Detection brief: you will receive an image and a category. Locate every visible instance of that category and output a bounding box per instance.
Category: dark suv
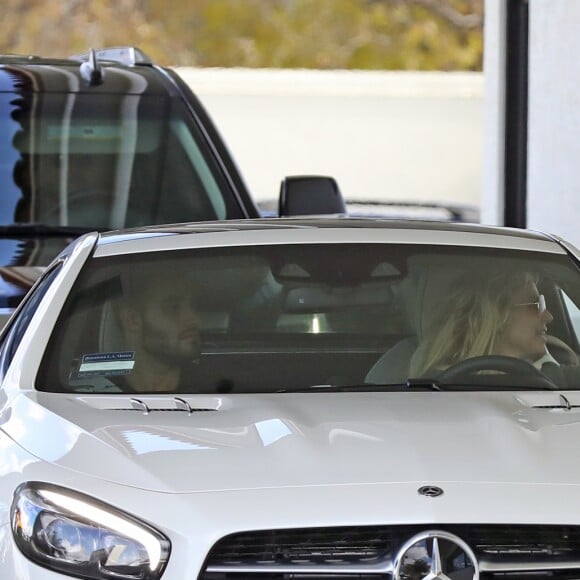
[0,47,343,324]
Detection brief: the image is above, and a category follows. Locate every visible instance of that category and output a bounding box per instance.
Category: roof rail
[70,46,153,66]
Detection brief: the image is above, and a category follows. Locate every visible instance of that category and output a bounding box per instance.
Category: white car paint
[4,391,580,494]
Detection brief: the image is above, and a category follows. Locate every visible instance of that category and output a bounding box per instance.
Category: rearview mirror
[278,175,346,216]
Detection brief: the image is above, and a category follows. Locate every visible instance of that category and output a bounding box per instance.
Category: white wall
[527,1,580,248]
[482,0,580,248]
[481,0,506,226]
[176,68,483,207]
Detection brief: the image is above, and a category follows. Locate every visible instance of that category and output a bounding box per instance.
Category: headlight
[11,482,170,580]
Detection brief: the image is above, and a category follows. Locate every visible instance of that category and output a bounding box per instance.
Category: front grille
[206,526,395,566]
[459,524,580,557]
[200,525,580,580]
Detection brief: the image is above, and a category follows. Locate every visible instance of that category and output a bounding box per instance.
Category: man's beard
[141,319,200,365]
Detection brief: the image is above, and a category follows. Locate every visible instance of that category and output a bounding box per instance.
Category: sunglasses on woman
[514,294,546,314]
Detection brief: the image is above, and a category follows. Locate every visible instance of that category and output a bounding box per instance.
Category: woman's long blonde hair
[410,268,537,377]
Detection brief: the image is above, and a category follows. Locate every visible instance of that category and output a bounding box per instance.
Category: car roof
[93,218,566,257]
[0,50,173,96]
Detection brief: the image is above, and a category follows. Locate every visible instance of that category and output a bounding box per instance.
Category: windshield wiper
[405,376,559,391]
[405,378,442,391]
[277,382,438,393]
[0,223,100,237]
[278,378,557,393]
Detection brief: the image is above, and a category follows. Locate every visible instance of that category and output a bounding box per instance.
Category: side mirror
[279,175,346,217]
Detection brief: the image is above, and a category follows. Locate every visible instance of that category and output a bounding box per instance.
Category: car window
[5,93,245,229]
[0,262,63,380]
[562,290,580,343]
[37,244,580,394]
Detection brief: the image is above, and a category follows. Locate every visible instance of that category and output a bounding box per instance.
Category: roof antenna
[80,48,104,86]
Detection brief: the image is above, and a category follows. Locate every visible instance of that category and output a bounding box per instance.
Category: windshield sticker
[74,352,135,378]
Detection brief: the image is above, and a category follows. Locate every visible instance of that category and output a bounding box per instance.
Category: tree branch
[371,0,483,30]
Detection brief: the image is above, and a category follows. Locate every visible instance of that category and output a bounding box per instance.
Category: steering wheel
[437,355,557,389]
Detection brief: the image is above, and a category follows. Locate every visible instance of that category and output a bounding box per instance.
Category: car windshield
[0,92,244,229]
[38,243,580,394]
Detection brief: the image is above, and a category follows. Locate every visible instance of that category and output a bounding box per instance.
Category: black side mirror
[279,175,346,217]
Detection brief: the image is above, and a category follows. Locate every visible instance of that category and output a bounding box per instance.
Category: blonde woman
[410,269,554,378]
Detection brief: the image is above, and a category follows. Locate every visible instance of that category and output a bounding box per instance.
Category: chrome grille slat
[480,557,580,572]
[207,563,392,574]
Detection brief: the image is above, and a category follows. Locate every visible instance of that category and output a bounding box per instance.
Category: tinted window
[1,93,244,229]
[38,245,580,394]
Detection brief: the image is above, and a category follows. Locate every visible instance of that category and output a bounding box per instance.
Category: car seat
[365,258,446,384]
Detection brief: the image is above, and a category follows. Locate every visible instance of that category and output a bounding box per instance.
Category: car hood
[6,390,580,493]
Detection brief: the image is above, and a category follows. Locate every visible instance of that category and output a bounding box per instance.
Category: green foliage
[0,0,483,70]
